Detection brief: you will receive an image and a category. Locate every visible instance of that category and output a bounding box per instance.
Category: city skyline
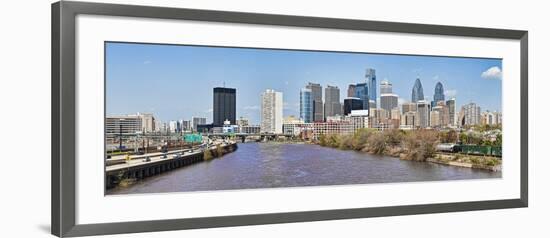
[106,42,502,124]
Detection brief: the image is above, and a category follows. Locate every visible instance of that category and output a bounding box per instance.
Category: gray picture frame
[52,1,528,237]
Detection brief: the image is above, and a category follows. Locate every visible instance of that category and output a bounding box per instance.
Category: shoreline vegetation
[316,128,501,171]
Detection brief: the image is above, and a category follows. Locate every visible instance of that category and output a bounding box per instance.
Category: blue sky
[106,42,502,124]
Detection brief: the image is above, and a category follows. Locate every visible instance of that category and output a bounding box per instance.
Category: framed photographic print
[52,1,528,237]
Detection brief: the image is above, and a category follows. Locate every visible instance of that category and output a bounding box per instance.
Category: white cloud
[205,108,213,113]
[444,89,457,98]
[481,66,502,80]
[143,60,152,65]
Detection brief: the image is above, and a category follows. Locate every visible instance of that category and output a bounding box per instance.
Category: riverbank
[316,129,501,172]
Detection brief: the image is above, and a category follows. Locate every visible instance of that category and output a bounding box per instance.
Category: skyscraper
[354,83,370,112]
[379,79,399,117]
[343,97,363,116]
[402,102,417,114]
[411,78,424,103]
[430,110,441,127]
[324,85,342,119]
[300,88,313,123]
[433,82,445,103]
[366,68,377,104]
[213,87,236,126]
[464,102,481,125]
[416,100,430,128]
[191,117,206,132]
[432,101,449,127]
[446,98,456,126]
[380,79,392,94]
[306,83,323,122]
[260,89,283,134]
[347,84,356,97]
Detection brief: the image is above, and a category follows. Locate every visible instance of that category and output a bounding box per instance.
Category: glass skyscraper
[366,68,377,104]
[306,82,323,122]
[411,77,425,103]
[354,83,370,112]
[324,85,342,118]
[213,87,236,126]
[300,88,313,123]
[343,97,363,116]
[433,82,445,103]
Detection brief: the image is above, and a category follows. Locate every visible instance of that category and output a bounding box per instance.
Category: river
[107,142,501,195]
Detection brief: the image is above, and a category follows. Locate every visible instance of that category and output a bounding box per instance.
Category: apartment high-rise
[260,89,283,134]
[324,85,342,119]
[411,77,425,103]
[446,98,456,126]
[306,82,323,122]
[300,88,313,123]
[213,87,236,126]
[464,102,481,125]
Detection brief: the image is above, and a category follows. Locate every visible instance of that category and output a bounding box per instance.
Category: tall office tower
[402,102,417,114]
[430,110,441,127]
[402,111,418,127]
[380,79,392,94]
[416,100,430,128]
[306,82,323,122]
[260,89,283,134]
[343,97,364,116]
[213,87,236,126]
[365,68,377,104]
[411,77,425,103]
[324,85,342,119]
[464,102,481,125]
[433,82,445,103]
[379,79,398,117]
[300,88,313,123]
[191,117,206,132]
[347,84,356,97]
[446,98,456,126]
[354,83,370,112]
[432,101,450,127]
